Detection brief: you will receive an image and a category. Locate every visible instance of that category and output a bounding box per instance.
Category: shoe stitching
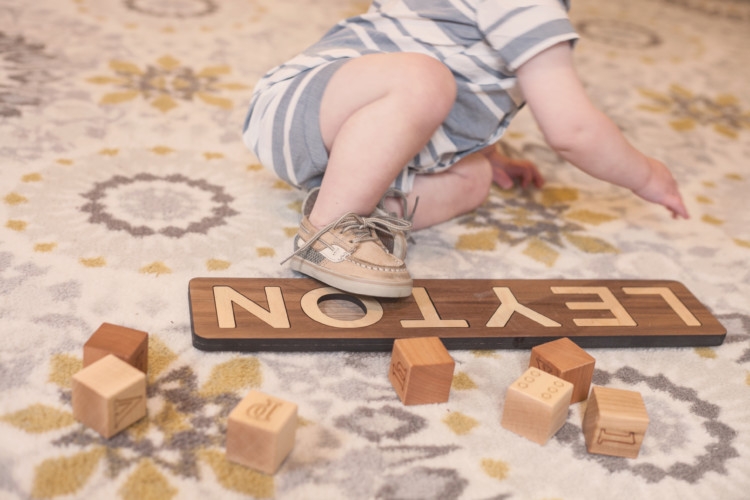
[281,212,412,267]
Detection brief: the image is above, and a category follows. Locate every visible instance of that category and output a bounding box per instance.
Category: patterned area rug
[1,0,749,498]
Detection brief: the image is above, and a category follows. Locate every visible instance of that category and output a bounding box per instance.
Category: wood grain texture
[188,278,726,352]
[72,354,147,438]
[226,390,297,474]
[582,386,649,458]
[83,322,148,373]
[529,337,595,403]
[388,337,455,405]
[500,367,573,445]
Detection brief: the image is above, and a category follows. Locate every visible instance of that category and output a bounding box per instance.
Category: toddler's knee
[396,54,456,119]
[468,164,493,209]
[456,155,493,211]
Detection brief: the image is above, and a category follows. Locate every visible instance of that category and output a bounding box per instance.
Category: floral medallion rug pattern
[1,1,749,499]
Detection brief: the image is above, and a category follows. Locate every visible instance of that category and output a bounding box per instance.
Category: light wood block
[188,278,726,352]
[388,336,455,405]
[84,322,148,373]
[72,354,147,438]
[583,386,649,458]
[501,367,573,445]
[226,390,297,474]
[529,337,595,403]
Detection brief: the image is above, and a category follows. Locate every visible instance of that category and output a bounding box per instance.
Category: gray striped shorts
[243,59,349,191]
[243,57,506,192]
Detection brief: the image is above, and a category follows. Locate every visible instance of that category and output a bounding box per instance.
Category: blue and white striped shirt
[245,0,578,190]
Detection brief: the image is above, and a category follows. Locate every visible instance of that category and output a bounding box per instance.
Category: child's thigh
[319,52,457,151]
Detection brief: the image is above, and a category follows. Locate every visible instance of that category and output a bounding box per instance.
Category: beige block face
[529,337,595,403]
[226,390,297,474]
[388,337,455,405]
[583,386,649,458]
[72,354,147,438]
[501,368,573,445]
[83,322,149,373]
[388,342,410,401]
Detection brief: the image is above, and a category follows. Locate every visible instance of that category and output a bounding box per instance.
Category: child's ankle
[381,197,405,218]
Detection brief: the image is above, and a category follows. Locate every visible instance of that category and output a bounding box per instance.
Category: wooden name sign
[188,278,726,352]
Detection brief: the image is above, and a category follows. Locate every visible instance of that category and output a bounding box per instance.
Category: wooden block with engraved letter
[501,367,573,445]
[529,337,595,403]
[226,390,298,474]
[84,322,148,373]
[582,386,649,458]
[72,354,147,438]
[388,336,455,405]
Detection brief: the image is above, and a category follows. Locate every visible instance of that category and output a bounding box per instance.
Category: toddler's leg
[286,53,456,297]
[310,52,457,229]
[381,145,545,230]
[381,151,493,230]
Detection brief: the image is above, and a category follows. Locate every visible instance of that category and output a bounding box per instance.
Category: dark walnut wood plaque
[188,278,726,352]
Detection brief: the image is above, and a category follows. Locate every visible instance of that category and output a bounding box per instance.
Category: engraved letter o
[300,287,383,328]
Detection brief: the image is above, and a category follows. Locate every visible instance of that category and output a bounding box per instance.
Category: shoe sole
[289,255,413,298]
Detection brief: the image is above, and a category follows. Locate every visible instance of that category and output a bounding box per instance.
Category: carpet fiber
[1,0,749,499]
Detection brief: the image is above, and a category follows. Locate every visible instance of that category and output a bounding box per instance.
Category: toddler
[243,0,689,298]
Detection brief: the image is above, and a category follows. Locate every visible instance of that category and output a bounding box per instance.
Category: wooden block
[582,386,649,458]
[529,337,595,403]
[501,367,573,445]
[72,354,147,438]
[226,390,297,474]
[188,278,726,352]
[84,322,148,373]
[388,337,455,405]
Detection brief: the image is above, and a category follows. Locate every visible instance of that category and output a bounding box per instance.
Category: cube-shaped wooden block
[226,390,297,474]
[501,367,573,445]
[72,354,147,438]
[84,322,148,373]
[388,337,455,405]
[529,337,595,403]
[583,386,649,458]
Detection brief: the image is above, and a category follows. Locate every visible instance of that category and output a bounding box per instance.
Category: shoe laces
[377,188,419,246]
[380,188,419,223]
[282,212,413,265]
